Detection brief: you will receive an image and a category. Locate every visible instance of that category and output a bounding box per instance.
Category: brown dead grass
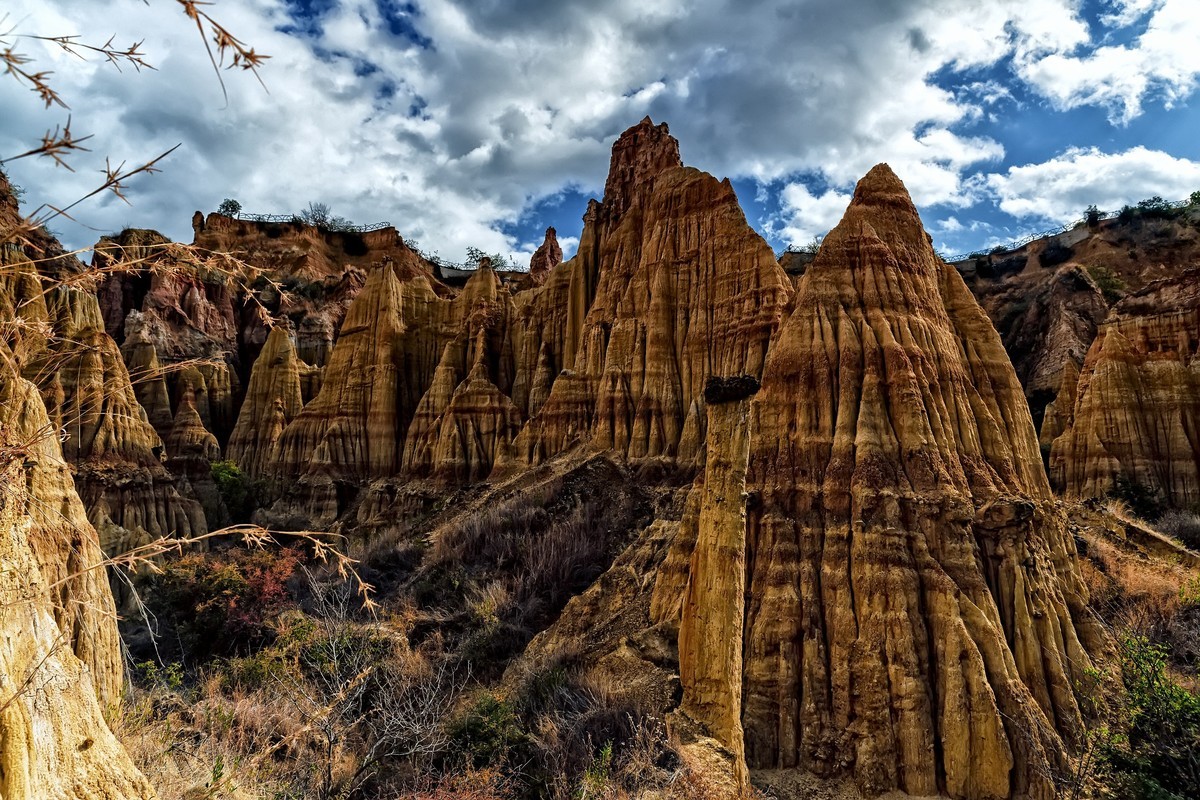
[1077,505,1200,681]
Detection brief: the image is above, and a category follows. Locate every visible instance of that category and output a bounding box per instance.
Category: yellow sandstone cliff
[1050,268,1200,508]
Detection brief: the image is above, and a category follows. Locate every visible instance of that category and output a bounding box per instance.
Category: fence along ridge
[942,197,1192,263]
[231,212,392,234]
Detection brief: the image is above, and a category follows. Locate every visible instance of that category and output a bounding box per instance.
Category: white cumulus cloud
[986,146,1200,221]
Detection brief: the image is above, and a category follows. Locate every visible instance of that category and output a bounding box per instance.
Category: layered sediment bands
[269,261,512,521]
[673,376,758,791]
[715,164,1100,799]
[23,284,205,545]
[1050,269,1200,507]
[506,118,792,467]
[227,325,311,481]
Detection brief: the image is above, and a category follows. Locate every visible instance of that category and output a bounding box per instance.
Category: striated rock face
[403,336,523,483]
[165,384,228,527]
[672,376,759,792]
[266,260,512,523]
[244,119,792,525]
[529,226,562,285]
[0,357,155,798]
[505,118,793,470]
[0,187,204,552]
[1050,269,1200,507]
[36,286,205,547]
[226,325,312,481]
[1039,361,1080,451]
[95,230,242,446]
[654,165,1101,799]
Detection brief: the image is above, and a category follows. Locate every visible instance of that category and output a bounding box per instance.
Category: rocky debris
[654,164,1103,798]
[1049,268,1200,508]
[529,226,562,285]
[673,376,758,792]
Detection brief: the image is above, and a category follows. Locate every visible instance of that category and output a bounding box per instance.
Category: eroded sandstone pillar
[675,374,759,793]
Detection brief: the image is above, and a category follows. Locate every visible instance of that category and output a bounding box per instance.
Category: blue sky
[3,0,1200,265]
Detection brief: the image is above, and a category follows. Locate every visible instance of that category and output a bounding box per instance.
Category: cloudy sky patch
[2,0,1198,263]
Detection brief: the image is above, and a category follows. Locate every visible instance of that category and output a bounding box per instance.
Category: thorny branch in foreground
[0,2,269,241]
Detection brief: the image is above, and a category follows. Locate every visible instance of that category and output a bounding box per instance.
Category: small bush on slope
[1100,635,1200,800]
[135,546,303,661]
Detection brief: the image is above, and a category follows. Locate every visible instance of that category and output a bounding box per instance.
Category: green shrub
[1087,264,1126,303]
[1101,635,1200,799]
[141,547,304,661]
[210,460,263,523]
[217,198,241,216]
[445,692,533,772]
[1136,196,1178,220]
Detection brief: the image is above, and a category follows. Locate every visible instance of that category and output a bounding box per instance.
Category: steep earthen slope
[1049,268,1200,508]
[961,206,1200,429]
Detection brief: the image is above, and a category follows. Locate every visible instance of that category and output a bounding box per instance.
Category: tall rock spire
[662,163,1103,799]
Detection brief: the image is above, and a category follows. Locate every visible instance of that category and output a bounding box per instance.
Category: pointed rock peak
[437,341,458,369]
[814,163,935,275]
[845,162,922,221]
[530,226,562,284]
[603,117,683,216]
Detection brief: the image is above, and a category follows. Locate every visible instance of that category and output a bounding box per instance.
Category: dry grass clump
[118,566,470,800]
[1079,505,1200,676]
